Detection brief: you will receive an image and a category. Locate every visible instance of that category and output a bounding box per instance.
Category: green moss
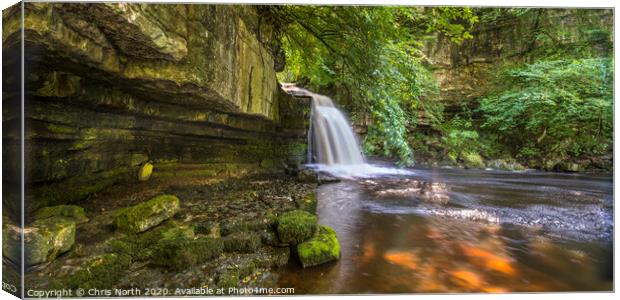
[46,123,78,135]
[192,221,220,237]
[297,225,340,268]
[223,231,261,253]
[297,192,317,214]
[276,210,318,245]
[216,270,239,290]
[21,217,76,266]
[130,153,149,166]
[64,253,132,289]
[114,194,180,233]
[108,222,183,261]
[151,233,224,270]
[33,166,132,209]
[259,159,280,169]
[34,205,88,224]
[462,151,485,169]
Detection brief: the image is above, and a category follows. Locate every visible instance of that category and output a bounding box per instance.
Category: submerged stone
[114,194,180,233]
[276,210,318,245]
[34,205,89,224]
[297,225,340,268]
[3,216,76,266]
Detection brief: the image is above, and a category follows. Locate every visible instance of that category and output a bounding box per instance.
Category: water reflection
[278,168,612,293]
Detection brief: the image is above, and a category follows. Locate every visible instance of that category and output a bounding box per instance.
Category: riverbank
[14,171,332,294]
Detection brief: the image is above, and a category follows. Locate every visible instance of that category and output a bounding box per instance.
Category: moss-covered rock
[64,253,132,289]
[296,169,318,183]
[488,159,526,171]
[297,225,340,268]
[216,270,239,289]
[114,194,180,233]
[34,205,89,224]
[276,210,317,245]
[3,216,76,266]
[223,231,261,253]
[193,221,220,238]
[296,192,317,214]
[462,151,485,169]
[151,226,224,270]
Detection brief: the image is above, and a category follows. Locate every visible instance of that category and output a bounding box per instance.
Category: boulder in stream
[297,225,341,268]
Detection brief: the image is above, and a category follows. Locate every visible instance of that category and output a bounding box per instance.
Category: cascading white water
[282,84,413,178]
[310,94,365,165]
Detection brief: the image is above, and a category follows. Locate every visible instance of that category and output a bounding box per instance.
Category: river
[278,166,613,293]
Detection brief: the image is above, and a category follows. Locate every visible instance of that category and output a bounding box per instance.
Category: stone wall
[2,3,309,212]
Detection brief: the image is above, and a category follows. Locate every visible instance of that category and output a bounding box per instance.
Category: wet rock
[253,246,290,268]
[34,204,89,224]
[295,192,317,214]
[220,217,274,236]
[151,227,224,270]
[317,172,340,184]
[296,169,318,183]
[488,159,526,171]
[297,225,340,268]
[223,231,261,253]
[3,216,76,266]
[557,161,584,172]
[193,221,220,238]
[114,194,180,233]
[276,210,318,245]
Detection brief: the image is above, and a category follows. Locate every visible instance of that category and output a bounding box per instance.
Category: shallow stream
[279,166,613,293]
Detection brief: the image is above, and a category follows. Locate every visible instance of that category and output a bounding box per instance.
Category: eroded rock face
[2,3,310,211]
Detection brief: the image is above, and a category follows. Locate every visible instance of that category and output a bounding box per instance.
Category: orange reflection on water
[383,250,419,271]
[461,244,517,276]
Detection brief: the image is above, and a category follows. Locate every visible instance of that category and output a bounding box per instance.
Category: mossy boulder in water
[276,210,318,245]
[34,205,89,224]
[297,225,340,268]
[3,216,76,266]
[114,194,180,233]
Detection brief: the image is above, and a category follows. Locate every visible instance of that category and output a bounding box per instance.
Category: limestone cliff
[424,8,613,115]
[2,3,309,213]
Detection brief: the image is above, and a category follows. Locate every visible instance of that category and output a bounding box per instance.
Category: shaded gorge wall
[424,8,613,118]
[2,3,309,214]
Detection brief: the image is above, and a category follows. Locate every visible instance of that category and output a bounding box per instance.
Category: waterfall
[282,84,413,178]
[310,94,365,165]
